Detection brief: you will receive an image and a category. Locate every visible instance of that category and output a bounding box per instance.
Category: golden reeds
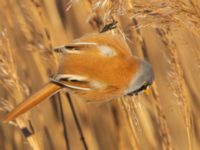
[1,0,200,149]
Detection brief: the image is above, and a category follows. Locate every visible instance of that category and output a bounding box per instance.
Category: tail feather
[2,82,62,123]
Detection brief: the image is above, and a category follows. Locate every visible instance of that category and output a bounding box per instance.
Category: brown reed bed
[1,0,200,149]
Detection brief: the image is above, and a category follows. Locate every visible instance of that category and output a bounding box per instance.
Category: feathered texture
[56,33,141,101]
[2,83,61,122]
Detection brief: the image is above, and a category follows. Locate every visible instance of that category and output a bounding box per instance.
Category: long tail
[3,82,62,123]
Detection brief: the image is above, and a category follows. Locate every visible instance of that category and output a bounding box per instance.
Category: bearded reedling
[2,32,154,123]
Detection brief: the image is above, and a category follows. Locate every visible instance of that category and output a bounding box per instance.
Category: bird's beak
[144,86,150,95]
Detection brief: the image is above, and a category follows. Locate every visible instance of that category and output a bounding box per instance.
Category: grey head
[125,59,154,96]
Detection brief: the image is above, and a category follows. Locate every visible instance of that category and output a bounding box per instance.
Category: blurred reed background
[0,0,200,149]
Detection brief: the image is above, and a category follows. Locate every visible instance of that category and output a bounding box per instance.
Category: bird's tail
[2,82,62,123]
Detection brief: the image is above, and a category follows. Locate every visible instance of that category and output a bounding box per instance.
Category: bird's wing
[54,42,97,54]
[52,74,106,92]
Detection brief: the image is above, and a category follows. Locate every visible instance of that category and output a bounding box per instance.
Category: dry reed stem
[120,97,140,149]
[157,27,192,150]
[91,0,200,37]
[190,40,200,70]
[123,96,158,149]
[0,0,59,149]
[126,15,173,149]
[29,0,57,76]
[151,85,173,150]
[0,26,42,149]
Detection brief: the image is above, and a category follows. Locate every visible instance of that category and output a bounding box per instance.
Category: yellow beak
[144,87,150,95]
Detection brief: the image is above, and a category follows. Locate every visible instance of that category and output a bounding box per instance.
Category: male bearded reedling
[2,32,154,123]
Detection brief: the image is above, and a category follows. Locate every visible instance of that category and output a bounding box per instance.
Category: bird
[2,32,154,123]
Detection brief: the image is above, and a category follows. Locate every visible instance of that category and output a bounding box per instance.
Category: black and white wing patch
[54,42,97,54]
[51,74,106,91]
